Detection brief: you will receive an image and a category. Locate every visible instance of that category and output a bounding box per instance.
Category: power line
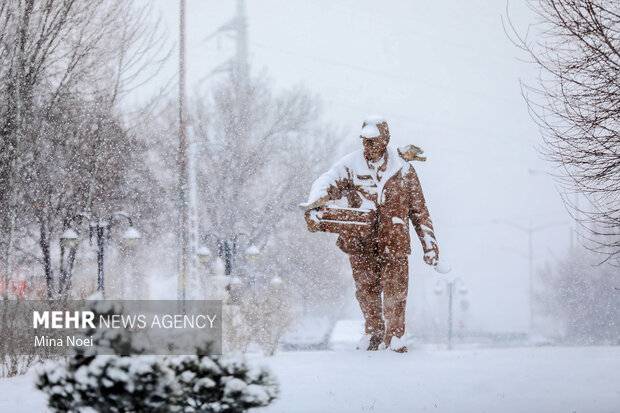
[298,0,515,59]
[250,40,523,107]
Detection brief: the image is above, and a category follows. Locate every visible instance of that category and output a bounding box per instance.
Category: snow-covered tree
[507,0,620,262]
[0,0,167,299]
[194,75,351,350]
[167,352,278,412]
[141,74,352,350]
[535,244,620,344]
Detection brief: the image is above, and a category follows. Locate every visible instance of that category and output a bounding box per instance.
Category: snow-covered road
[1,346,618,412]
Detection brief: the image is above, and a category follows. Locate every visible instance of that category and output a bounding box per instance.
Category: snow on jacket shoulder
[306,146,439,258]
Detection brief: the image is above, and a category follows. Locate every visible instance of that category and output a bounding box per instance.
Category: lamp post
[197,232,259,302]
[122,226,141,299]
[60,211,140,296]
[207,257,231,302]
[494,219,567,332]
[434,278,468,350]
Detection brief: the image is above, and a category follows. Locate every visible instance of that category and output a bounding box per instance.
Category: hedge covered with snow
[35,301,278,412]
[37,353,278,412]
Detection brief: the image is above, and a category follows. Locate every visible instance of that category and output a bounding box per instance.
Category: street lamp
[60,228,79,249]
[270,275,283,289]
[61,211,140,296]
[121,226,142,299]
[209,257,231,301]
[435,277,468,350]
[196,246,212,263]
[123,227,141,247]
[245,244,260,261]
[197,232,260,302]
[230,275,243,290]
[494,219,567,333]
[199,232,259,276]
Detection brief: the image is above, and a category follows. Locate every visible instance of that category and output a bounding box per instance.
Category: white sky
[139,0,575,333]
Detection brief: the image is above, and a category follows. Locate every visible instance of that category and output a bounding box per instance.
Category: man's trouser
[349,253,409,347]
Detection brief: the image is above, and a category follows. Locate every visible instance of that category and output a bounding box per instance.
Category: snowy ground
[1,346,618,412]
[254,346,620,413]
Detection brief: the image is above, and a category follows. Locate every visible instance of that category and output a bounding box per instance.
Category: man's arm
[299,161,349,211]
[299,195,331,212]
[407,166,439,266]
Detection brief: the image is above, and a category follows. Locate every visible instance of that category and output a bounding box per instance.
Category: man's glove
[304,209,322,232]
[299,195,330,212]
[424,248,452,273]
[423,248,439,267]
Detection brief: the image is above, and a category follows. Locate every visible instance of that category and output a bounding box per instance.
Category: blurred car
[327,319,365,351]
[280,316,333,351]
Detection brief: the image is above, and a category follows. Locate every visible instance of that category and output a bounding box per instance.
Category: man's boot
[387,335,408,353]
[368,333,382,351]
[356,333,383,351]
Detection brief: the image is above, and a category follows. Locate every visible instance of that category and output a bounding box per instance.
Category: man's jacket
[307,146,438,258]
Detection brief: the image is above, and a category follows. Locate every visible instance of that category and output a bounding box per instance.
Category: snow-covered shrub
[240,284,298,356]
[37,356,174,412]
[0,299,64,377]
[37,353,279,413]
[35,300,170,412]
[222,304,254,353]
[36,301,278,412]
[167,352,278,412]
[71,300,145,358]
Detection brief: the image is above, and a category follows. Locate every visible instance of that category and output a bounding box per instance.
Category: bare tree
[506,0,620,263]
[22,95,159,298]
[0,0,168,298]
[535,244,620,344]
[150,74,351,351]
[190,75,350,315]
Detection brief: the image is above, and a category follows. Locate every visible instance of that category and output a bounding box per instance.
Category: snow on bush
[36,353,277,412]
[37,356,174,412]
[166,353,278,412]
[35,301,278,412]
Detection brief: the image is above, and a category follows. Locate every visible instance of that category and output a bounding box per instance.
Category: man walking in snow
[300,116,439,353]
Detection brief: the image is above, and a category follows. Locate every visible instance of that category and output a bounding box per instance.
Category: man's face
[363,134,389,162]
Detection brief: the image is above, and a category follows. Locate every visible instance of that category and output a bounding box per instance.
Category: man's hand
[423,250,438,266]
[423,247,439,267]
[299,195,330,212]
[304,209,322,232]
[424,246,452,274]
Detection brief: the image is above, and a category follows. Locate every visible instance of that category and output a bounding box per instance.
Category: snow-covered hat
[360,115,389,139]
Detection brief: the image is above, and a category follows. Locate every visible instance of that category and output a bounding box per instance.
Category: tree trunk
[58,245,77,299]
[2,0,35,301]
[38,221,54,299]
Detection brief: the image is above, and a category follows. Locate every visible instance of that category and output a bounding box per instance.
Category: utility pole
[204,0,249,82]
[496,219,567,333]
[572,192,579,250]
[234,0,249,82]
[187,127,199,298]
[434,278,467,350]
[178,0,189,305]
